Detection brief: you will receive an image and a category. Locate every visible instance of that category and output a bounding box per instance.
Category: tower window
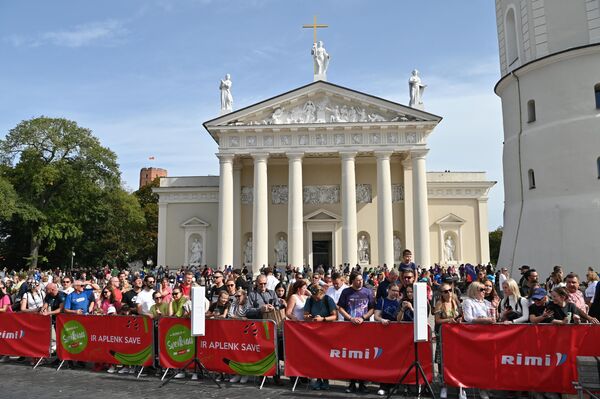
[505,8,519,66]
[595,84,600,109]
[528,169,536,189]
[527,100,536,123]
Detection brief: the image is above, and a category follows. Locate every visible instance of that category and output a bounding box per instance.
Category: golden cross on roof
[302,15,328,44]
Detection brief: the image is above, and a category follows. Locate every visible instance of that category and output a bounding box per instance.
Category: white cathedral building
[495,0,600,277]
[155,45,495,274]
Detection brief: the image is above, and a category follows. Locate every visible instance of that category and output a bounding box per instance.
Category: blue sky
[0,0,505,229]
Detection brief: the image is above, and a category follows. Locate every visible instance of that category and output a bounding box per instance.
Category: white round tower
[495,0,600,277]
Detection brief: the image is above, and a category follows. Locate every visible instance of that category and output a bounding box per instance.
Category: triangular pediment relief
[180,217,210,228]
[304,208,342,222]
[204,81,441,129]
[434,213,466,225]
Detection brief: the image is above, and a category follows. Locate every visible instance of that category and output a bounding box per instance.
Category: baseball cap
[531,288,547,300]
[107,305,117,315]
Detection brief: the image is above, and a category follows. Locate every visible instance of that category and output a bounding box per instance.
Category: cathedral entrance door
[312,232,332,273]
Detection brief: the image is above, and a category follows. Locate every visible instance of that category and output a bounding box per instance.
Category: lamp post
[70,250,75,272]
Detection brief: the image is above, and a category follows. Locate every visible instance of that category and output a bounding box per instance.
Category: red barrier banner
[284,321,433,384]
[196,319,277,376]
[157,317,195,370]
[442,324,600,393]
[56,314,153,366]
[0,313,51,358]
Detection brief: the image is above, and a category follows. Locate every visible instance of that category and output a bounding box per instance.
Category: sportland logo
[500,352,568,367]
[329,347,383,360]
[0,330,25,340]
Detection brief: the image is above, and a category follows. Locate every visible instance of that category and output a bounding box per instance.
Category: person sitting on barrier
[548,286,599,324]
[337,271,374,394]
[20,279,45,313]
[206,291,230,318]
[499,279,529,323]
[228,288,250,319]
[434,283,461,399]
[286,280,308,321]
[64,280,95,315]
[460,281,493,399]
[304,283,337,391]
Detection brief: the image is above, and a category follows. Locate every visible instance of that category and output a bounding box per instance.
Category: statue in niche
[393,236,402,262]
[311,40,330,77]
[358,235,370,263]
[220,74,233,113]
[444,235,456,262]
[274,236,288,264]
[189,238,203,264]
[408,69,427,108]
[244,237,253,265]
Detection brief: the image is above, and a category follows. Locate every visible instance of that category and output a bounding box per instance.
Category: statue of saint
[311,41,330,78]
[189,238,203,264]
[220,74,233,113]
[408,69,426,108]
[274,237,288,264]
[445,236,455,262]
[358,235,369,263]
[244,237,253,265]
[393,236,402,262]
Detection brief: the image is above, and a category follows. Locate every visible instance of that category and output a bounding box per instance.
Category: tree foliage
[132,177,160,266]
[0,117,146,268]
[489,226,503,266]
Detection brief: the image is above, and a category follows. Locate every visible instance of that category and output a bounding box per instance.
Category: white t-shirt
[585,281,598,300]
[326,284,348,320]
[22,291,45,311]
[135,289,155,315]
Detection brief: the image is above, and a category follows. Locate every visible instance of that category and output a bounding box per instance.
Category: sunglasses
[479,288,486,292]
[441,289,451,294]
[226,284,235,287]
[154,296,162,300]
[173,292,181,295]
[62,280,71,284]
[214,275,223,279]
[102,291,110,294]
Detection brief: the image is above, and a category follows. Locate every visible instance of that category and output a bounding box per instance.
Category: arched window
[505,8,519,66]
[528,169,536,189]
[527,100,536,123]
[595,84,600,109]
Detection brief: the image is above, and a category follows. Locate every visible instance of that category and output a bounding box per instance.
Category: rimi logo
[500,352,567,367]
[329,347,383,360]
[0,330,25,340]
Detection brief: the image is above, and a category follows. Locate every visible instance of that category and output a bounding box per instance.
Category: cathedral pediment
[204,81,441,133]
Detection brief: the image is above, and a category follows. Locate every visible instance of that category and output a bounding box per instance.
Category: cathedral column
[412,150,431,268]
[376,151,394,267]
[341,151,358,266]
[402,157,414,253]
[217,154,234,270]
[287,152,304,268]
[252,153,269,275]
[232,163,242,267]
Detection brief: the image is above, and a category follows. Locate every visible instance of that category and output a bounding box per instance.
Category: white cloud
[5,19,127,48]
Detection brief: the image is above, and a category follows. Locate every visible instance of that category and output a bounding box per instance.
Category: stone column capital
[339,151,358,160]
[374,150,393,160]
[251,153,270,162]
[216,153,235,163]
[286,152,304,161]
[410,149,430,160]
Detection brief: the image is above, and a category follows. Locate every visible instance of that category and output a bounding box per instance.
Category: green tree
[489,226,503,266]
[0,117,120,268]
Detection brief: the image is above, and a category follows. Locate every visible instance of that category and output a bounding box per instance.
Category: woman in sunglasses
[99,287,121,315]
[433,283,461,398]
[20,280,45,313]
[228,288,249,319]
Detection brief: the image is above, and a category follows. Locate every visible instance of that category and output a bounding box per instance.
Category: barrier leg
[292,377,299,392]
[259,376,266,390]
[161,368,169,381]
[56,360,64,371]
[137,367,144,379]
[32,358,44,369]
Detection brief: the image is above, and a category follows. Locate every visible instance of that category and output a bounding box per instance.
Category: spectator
[397,285,415,322]
[565,273,588,314]
[98,287,121,315]
[517,265,530,290]
[149,291,169,319]
[585,271,599,306]
[228,288,250,319]
[20,280,44,313]
[64,280,95,315]
[273,282,287,309]
[547,287,599,324]
[118,272,131,293]
[399,268,416,298]
[135,275,156,317]
[520,268,539,297]
[122,277,143,313]
[375,268,399,301]
[107,276,122,302]
[337,272,374,394]
[265,267,280,291]
[310,271,326,287]
[246,275,277,320]
[545,265,564,292]
[499,279,529,323]
[483,280,500,310]
[169,288,191,318]
[224,278,237,303]
[434,283,461,399]
[285,280,308,321]
[159,277,173,303]
[304,284,337,391]
[207,291,230,318]
[398,249,416,272]
[179,271,196,299]
[325,272,348,321]
[208,271,226,303]
[0,281,12,313]
[528,288,553,324]
[374,283,400,325]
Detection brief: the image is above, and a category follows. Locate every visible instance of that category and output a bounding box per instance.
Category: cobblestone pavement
[0,361,434,399]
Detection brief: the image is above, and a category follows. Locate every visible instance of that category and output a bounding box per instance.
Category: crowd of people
[0,249,599,398]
